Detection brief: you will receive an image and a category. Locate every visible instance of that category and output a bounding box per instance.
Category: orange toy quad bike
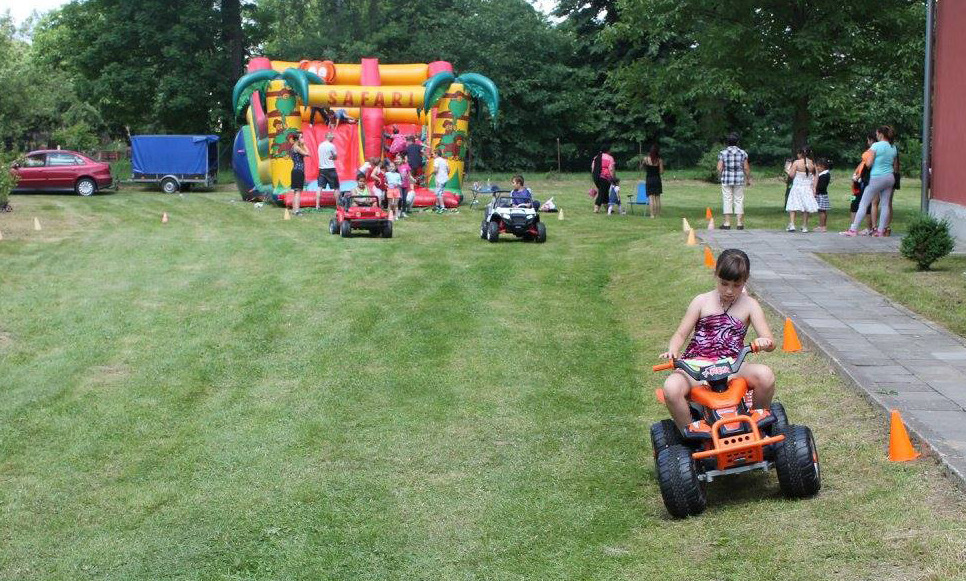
[651,344,820,518]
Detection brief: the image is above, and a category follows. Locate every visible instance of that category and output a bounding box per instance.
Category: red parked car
[11,150,116,196]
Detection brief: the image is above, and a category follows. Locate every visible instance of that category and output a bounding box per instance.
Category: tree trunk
[222,0,244,82]
[791,94,810,154]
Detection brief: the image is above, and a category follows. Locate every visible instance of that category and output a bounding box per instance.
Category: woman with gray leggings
[842,126,898,237]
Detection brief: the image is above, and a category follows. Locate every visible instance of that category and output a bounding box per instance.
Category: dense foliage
[3,0,927,172]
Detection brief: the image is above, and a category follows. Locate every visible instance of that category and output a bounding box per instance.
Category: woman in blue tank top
[842,126,898,237]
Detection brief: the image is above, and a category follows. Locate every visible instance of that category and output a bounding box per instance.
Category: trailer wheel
[161,178,180,194]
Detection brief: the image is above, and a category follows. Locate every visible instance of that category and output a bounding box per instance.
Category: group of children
[783,147,832,232]
[349,156,414,219]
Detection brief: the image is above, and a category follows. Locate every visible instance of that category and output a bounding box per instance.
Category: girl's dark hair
[512,174,525,185]
[611,176,620,185]
[877,125,895,143]
[600,143,611,153]
[287,132,299,141]
[866,132,877,143]
[798,146,814,175]
[649,143,660,161]
[715,249,751,282]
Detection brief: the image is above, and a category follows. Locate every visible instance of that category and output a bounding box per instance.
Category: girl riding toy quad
[651,344,821,518]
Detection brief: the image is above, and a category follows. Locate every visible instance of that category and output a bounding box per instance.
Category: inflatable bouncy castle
[231,57,499,208]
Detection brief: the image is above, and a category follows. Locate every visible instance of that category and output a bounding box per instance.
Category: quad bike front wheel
[382,221,393,238]
[774,424,821,498]
[480,220,487,239]
[487,220,500,243]
[656,444,707,518]
[340,220,352,238]
[535,221,547,243]
[329,219,338,235]
[650,419,683,458]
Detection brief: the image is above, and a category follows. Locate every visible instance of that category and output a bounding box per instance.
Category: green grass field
[2,174,966,580]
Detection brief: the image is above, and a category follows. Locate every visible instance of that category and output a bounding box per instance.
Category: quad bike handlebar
[652,343,761,378]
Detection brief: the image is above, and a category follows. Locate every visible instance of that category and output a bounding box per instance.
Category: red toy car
[11,150,116,196]
[328,194,393,238]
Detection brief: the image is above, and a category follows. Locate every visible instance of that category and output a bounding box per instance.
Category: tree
[607,0,925,157]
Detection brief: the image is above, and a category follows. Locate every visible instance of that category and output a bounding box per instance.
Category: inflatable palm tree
[422,72,499,195]
[232,69,325,192]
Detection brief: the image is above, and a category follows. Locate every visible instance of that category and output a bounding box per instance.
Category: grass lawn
[820,253,966,339]
[2,173,965,580]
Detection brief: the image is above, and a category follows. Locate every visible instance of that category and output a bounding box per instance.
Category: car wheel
[340,220,352,238]
[487,220,500,243]
[329,219,338,235]
[382,221,393,238]
[161,178,180,194]
[535,221,547,243]
[480,220,488,240]
[75,178,97,197]
[656,444,706,518]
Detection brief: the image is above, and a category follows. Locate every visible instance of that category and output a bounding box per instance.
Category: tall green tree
[607,0,925,159]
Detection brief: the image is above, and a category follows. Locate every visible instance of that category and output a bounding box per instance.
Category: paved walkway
[701,229,966,486]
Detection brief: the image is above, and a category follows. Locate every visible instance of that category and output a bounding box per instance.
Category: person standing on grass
[288,132,309,216]
[317,131,339,203]
[641,143,664,218]
[716,133,751,229]
[432,148,450,213]
[842,126,898,237]
[784,146,818,232]
[812,158,832,232]
[591,144,615,213]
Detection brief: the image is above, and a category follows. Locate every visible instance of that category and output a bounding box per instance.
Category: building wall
[931,0,966,216]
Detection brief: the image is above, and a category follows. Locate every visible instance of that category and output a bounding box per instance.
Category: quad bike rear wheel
[774,424,821,498]
[768,402,789,435]
[656,444,707,518]
[480,220,487,239]
[650,419,683,457]
[382,221,393,238]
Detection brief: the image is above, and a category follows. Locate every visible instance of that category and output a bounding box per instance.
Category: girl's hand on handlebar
[659,351,678,360]
[752,338,774,352]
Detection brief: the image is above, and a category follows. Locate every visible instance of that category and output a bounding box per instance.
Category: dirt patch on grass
[0,330,12,349]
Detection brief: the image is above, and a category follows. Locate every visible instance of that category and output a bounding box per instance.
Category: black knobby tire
[650,419,683,457]
[480,220,488,239]
[160,177,179,194]
[369,227,380,237]
[774,425,821,498]
[329,219,338,235]
[382,221,393,238]
[655,444,706,518]
[487,220,500,243]
[535,221,547,243]
[340,220,352,238]
[75,178,97,197]
[769,402,789,435]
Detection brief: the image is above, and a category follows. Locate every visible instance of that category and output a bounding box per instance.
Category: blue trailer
[130,135,219,193]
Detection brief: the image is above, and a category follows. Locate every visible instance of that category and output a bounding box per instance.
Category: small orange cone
[34,217,42,231]
[686,228,697,246]
[889,410,921,462]
[707,217,715,230]
[284,208,292,220]
[706,207,713,220]
[682,217,691,232]
[703,246,715,268]
[782,318,802,352]
[161,212,169,223]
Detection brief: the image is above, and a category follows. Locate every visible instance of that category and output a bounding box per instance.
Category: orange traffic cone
[782,318,802,352]
[703,246,715,268]
[706,207,713,220]
[888,410,921,462]
[161,212,169,224]
[284,208,292,220]
[34,217,42,231]
[707,217,715,230]
[686,228,697,246]
[682,217,691,232]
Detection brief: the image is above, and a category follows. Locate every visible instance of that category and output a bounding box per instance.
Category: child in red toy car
[349,175,376,207]
[659,248,776,431]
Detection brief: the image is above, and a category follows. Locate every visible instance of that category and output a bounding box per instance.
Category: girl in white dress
[784,147,819,232]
